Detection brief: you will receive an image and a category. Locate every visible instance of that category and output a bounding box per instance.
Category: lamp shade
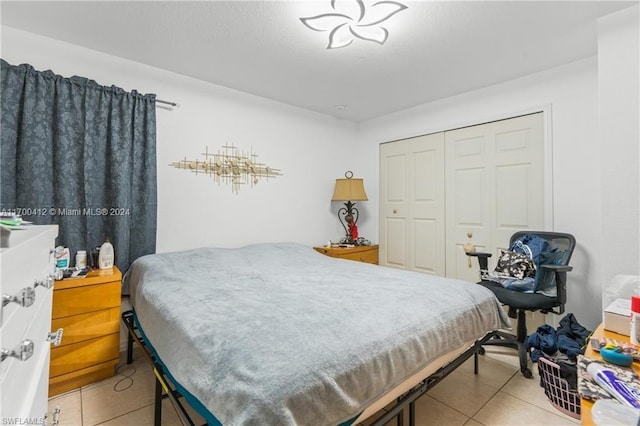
[331,178,368,201]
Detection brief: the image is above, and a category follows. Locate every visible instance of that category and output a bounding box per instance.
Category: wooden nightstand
[49,267,122,397]
[314,244,379,265]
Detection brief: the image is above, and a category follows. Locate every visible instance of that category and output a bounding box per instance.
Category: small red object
[349,222,358,240]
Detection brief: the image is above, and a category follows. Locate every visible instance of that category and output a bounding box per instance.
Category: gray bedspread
[125,243,510,426]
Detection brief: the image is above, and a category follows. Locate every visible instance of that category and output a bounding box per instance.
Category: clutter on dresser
[604,298,632,336]
[577,355,640,407]
[57,267,89,280]
[54,246,71,270]
[590,336,640,362]
[0,213,30,228]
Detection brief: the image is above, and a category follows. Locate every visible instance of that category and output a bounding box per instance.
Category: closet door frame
[378,104,554,277]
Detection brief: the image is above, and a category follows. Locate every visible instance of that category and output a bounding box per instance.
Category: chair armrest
[466,252,492,279]
[540,264,573,273]
[466,252,492,258]
[541,264,572,308]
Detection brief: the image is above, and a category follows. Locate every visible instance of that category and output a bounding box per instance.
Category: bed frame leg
[154,375,163,426]
[474,350,479,375]
[127,328,134,364]
[123,311,135,365]
[409,401,415,426]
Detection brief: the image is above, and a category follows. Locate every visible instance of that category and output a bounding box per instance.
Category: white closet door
[380,141,409,269]
[379,133,445,275]
[445,112,545,282]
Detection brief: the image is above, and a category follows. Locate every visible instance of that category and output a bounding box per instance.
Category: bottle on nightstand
[98,238,114,269]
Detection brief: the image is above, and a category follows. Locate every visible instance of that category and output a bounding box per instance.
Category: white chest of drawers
[0,225,58,423]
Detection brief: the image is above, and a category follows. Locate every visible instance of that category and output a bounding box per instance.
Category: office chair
[467,231,576,378]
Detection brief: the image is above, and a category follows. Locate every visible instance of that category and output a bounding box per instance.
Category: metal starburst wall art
[170,145,282,194]
[300,0,408,49]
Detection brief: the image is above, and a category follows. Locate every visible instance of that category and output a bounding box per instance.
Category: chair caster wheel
[521,368,533,379]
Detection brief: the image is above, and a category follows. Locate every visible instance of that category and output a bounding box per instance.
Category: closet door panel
[413,150,436,200]
[413,219,438,273]
[386,155,406,201]
[380,142,409,268]
[409,133,445,275]
[496,164,530,228]
[384,217,407,267]
[454,168,485,225]
[451,166,490,282]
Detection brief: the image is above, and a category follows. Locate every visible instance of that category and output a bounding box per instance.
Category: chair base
[479,330,533,378]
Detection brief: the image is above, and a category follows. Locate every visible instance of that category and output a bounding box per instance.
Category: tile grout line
[499,373,581,423]
[468,367,519,422]
[91,402,157,426]
[80,388,85,426]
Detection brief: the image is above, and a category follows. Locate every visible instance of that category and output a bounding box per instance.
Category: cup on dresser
[90,248,100,269]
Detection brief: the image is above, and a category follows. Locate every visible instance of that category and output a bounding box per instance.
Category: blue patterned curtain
[0,59,157,275]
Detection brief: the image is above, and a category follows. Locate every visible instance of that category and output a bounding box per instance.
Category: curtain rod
[156,98,179,107]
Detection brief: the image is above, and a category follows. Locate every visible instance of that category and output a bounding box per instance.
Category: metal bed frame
[122,309,495,426]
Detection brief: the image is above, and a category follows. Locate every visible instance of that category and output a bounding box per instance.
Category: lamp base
[339,236,370,246]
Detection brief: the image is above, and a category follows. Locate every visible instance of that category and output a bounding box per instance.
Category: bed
[122,242,510,426]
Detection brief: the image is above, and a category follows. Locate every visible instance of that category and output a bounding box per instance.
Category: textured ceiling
[1,1,637,122]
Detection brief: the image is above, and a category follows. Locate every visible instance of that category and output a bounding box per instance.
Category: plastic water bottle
[98,238,114,270]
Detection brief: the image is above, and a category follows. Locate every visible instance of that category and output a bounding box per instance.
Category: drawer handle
[47,328,64,346]
[34,275,55,290]
[1,339,34,362]
[2,287,36,308]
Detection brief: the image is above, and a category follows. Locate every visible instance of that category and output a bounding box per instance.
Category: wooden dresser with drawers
[49,267,121,396]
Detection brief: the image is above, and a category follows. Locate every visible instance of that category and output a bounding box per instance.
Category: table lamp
[331,171,368,244]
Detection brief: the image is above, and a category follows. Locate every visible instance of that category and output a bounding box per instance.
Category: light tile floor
[48,347,581,426]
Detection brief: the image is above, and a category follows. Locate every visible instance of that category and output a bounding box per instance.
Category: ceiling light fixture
[300,0,407,49]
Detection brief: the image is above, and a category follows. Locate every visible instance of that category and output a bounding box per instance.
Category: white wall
[598,5,640,300]
[1,26,361,252]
